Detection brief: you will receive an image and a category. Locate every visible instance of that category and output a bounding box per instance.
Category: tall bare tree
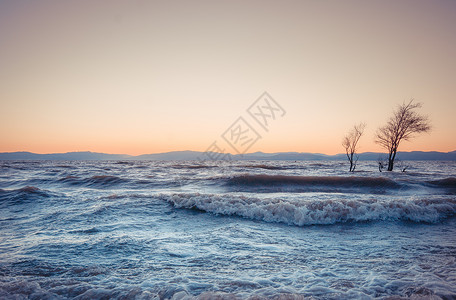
[375,99,431,171]
[342,123,366,172]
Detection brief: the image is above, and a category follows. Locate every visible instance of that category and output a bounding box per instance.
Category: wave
[58,175,129,187]
[162,193,456,225]
[236,164,289,170]
[57,174,182,189]
[54,164,76,169]
[228,175,401,187]
[69,227,101,234]
[86,175,127,186]
[225,175,403,193]
[114,161,135,165]
[0,186,49,195]
[0,186,55,203]
[170,164,216,169]
[427,177,456,188]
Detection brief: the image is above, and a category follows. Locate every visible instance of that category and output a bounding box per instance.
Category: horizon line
[2,149,455,157]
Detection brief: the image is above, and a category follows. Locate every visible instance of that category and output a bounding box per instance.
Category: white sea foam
[162,193,456,225]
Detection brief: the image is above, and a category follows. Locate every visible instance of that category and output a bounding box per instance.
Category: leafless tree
[375,99,431,171]
[342,123,366,172]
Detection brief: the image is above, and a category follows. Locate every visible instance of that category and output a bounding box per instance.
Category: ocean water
[0,160,455,299]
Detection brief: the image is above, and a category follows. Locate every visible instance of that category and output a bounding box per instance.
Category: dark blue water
[0,160,455,299]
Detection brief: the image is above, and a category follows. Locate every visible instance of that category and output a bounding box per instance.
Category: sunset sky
[1,0,455,155]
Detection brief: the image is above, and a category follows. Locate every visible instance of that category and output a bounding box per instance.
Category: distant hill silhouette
[1,150,455,161]
[0,151,130,160]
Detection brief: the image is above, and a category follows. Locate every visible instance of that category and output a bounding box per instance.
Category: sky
[1,0,455,155]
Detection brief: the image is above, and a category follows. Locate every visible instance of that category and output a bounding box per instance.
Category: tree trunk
[387,150,397,171]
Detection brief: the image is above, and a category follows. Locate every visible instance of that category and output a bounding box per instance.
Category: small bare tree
[342,123,366,172]
[396,159,409,173]
[377,155,387,172]
[375,99,431,171]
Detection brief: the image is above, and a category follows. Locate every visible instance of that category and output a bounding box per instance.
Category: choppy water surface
[0,160,455,299]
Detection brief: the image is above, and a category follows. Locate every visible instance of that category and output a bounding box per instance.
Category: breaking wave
[163,193,456,225]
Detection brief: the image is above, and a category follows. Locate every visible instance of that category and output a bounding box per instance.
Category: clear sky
[1,0,455,155]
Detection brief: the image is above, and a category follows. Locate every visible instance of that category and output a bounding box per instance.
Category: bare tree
[375,99,431,171]
[342,123,366,172]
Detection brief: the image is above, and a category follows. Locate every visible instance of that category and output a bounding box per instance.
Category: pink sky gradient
[1,0,455,155]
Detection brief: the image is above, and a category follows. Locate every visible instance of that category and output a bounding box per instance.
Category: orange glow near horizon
[1,1,455,156]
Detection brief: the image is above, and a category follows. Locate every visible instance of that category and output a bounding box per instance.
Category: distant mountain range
[1,150,455,161]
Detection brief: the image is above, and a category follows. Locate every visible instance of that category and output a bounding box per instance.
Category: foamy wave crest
[162,193,456,225]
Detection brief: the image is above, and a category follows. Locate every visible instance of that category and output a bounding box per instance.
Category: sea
[0,160,455,299]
